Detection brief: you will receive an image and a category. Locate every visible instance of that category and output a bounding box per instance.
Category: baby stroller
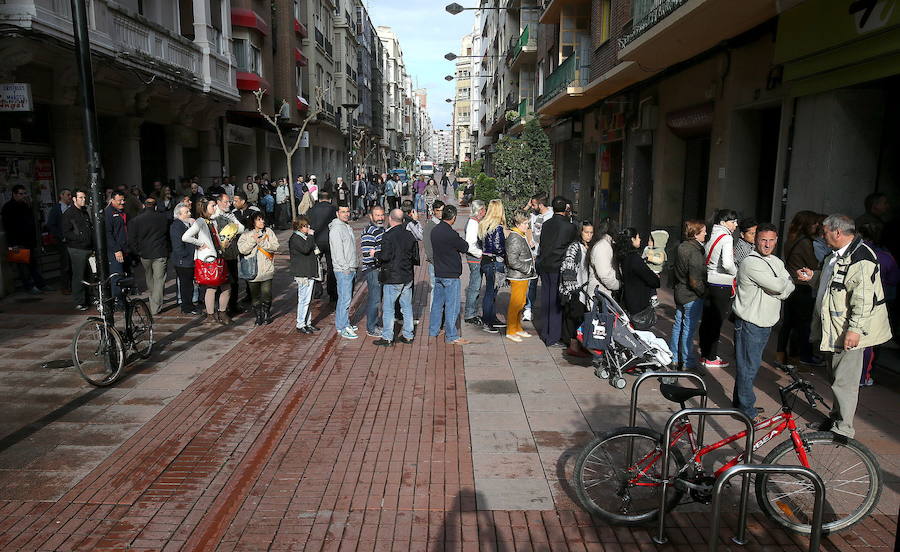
[577,288,673,389]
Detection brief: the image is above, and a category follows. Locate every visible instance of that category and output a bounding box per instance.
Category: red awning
[294,19,309,38]
[231,8,269,36]
[295,47,308,67]
[296,96,309,112]
[236,72,270,92]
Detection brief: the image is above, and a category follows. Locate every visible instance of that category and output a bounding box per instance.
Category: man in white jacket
[731,223,794,422]
[463,200,486,325]
[329,205,359,339]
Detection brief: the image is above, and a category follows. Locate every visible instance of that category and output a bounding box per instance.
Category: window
[250,44,261,75]
[593,0,611,47]
[294,0,302,20]
[234,39,261,75]
[234,38,248,71]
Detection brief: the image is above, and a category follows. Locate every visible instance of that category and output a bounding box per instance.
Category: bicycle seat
[660,383,707,404]
[117,276,135,289]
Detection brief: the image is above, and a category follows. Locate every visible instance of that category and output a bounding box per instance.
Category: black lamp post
[70,0,112,325]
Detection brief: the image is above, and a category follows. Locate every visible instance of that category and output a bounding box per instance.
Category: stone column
[198,126,221,182]
[108,117,143,188]
[166,125,185,183]
[51,105,87,190]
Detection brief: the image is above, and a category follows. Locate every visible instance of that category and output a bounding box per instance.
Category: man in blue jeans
[463,200,486,325]
[429,205,471,345]
[360,206,386,337]
[328,205,359,339]
[374,209,419,345]
[731,223,794,422]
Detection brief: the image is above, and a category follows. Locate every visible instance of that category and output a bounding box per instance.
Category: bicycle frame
[627,410,811,486]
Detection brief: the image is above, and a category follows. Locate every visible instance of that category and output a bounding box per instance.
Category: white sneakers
[522,308,532,321]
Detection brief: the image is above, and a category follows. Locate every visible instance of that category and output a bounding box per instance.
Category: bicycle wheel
[72,318,125,386]
[755,431,883,535]
[127,298,154,359]
[575,426,686,525]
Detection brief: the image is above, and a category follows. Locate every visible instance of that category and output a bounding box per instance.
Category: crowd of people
[2,172,896,440]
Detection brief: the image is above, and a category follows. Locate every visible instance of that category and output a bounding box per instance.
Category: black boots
[254,303,272,326]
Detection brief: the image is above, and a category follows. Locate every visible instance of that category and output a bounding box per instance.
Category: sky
[366,0,476,131]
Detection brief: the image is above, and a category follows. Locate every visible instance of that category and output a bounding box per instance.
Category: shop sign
[227,124,254,145]
[0,84,33,112]
[776,0,900,64]
[775,0,900,93]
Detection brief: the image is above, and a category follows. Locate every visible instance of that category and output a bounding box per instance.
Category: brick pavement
[0,209,896,551]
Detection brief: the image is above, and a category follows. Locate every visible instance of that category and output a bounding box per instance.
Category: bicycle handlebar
[777,363,830,411]
[82,272,123,286]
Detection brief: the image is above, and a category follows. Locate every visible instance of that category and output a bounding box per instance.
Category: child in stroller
[577,288,673,388]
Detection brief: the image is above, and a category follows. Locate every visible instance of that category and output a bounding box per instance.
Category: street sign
[300,131,310,148]
[0,84,33,112]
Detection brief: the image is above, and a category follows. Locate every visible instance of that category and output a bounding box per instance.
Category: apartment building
[377,26,411,169]
[453,31,476,166]
[0,0,239,197]
[523,0,899,235]
[0,0,239,293]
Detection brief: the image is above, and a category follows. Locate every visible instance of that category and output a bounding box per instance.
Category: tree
[493,117,553,222]
[254,86,326,222]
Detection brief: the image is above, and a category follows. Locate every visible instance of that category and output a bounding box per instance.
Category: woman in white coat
[238,211,280,325]
[182,198,233,325]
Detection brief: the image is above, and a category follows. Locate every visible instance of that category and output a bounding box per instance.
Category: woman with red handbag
[182,198,233,326]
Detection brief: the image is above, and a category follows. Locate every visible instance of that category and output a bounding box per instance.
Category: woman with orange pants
[505,213,537,342]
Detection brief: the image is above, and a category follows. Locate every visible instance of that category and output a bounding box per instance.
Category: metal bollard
[652,408,755,546]
[627,371,708,464]
[709,464,825,552]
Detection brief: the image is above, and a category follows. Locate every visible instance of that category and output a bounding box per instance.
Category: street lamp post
[70,0,112,325]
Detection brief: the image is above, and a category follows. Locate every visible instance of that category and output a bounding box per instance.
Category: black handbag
[630,305,657,331]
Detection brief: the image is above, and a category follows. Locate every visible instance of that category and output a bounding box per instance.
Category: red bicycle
[574,365,883,535]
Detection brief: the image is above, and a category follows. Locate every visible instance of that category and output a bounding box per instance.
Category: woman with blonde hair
[478,199,507,333]
[505,213,536,342]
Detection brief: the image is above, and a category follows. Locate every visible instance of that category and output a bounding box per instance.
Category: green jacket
[811,237,892,351]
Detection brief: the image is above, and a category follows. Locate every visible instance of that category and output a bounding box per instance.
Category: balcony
[508,96,533,134]
[507,24,537,69]
[617,0,776,71]
[540,0,592,25]
[535,53,589,114]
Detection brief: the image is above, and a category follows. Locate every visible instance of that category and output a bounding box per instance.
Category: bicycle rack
[653,407,755,546]
[627,371,708,464]
[709,464,825,552]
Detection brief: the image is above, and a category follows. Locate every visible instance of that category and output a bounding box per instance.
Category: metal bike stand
[627,371,708,464]
[709,464,825,552]
[652,408,755,546]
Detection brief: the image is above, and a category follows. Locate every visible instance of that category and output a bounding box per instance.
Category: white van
[418,161,435,177]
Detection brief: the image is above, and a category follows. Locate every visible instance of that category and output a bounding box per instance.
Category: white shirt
[530,208,553,254]
[814,241,851,319]
[465,217,482,258]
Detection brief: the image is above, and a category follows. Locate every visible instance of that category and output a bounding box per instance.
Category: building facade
[466,0,898,242]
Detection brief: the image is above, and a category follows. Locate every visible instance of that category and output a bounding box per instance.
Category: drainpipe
[776,97,798,246]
